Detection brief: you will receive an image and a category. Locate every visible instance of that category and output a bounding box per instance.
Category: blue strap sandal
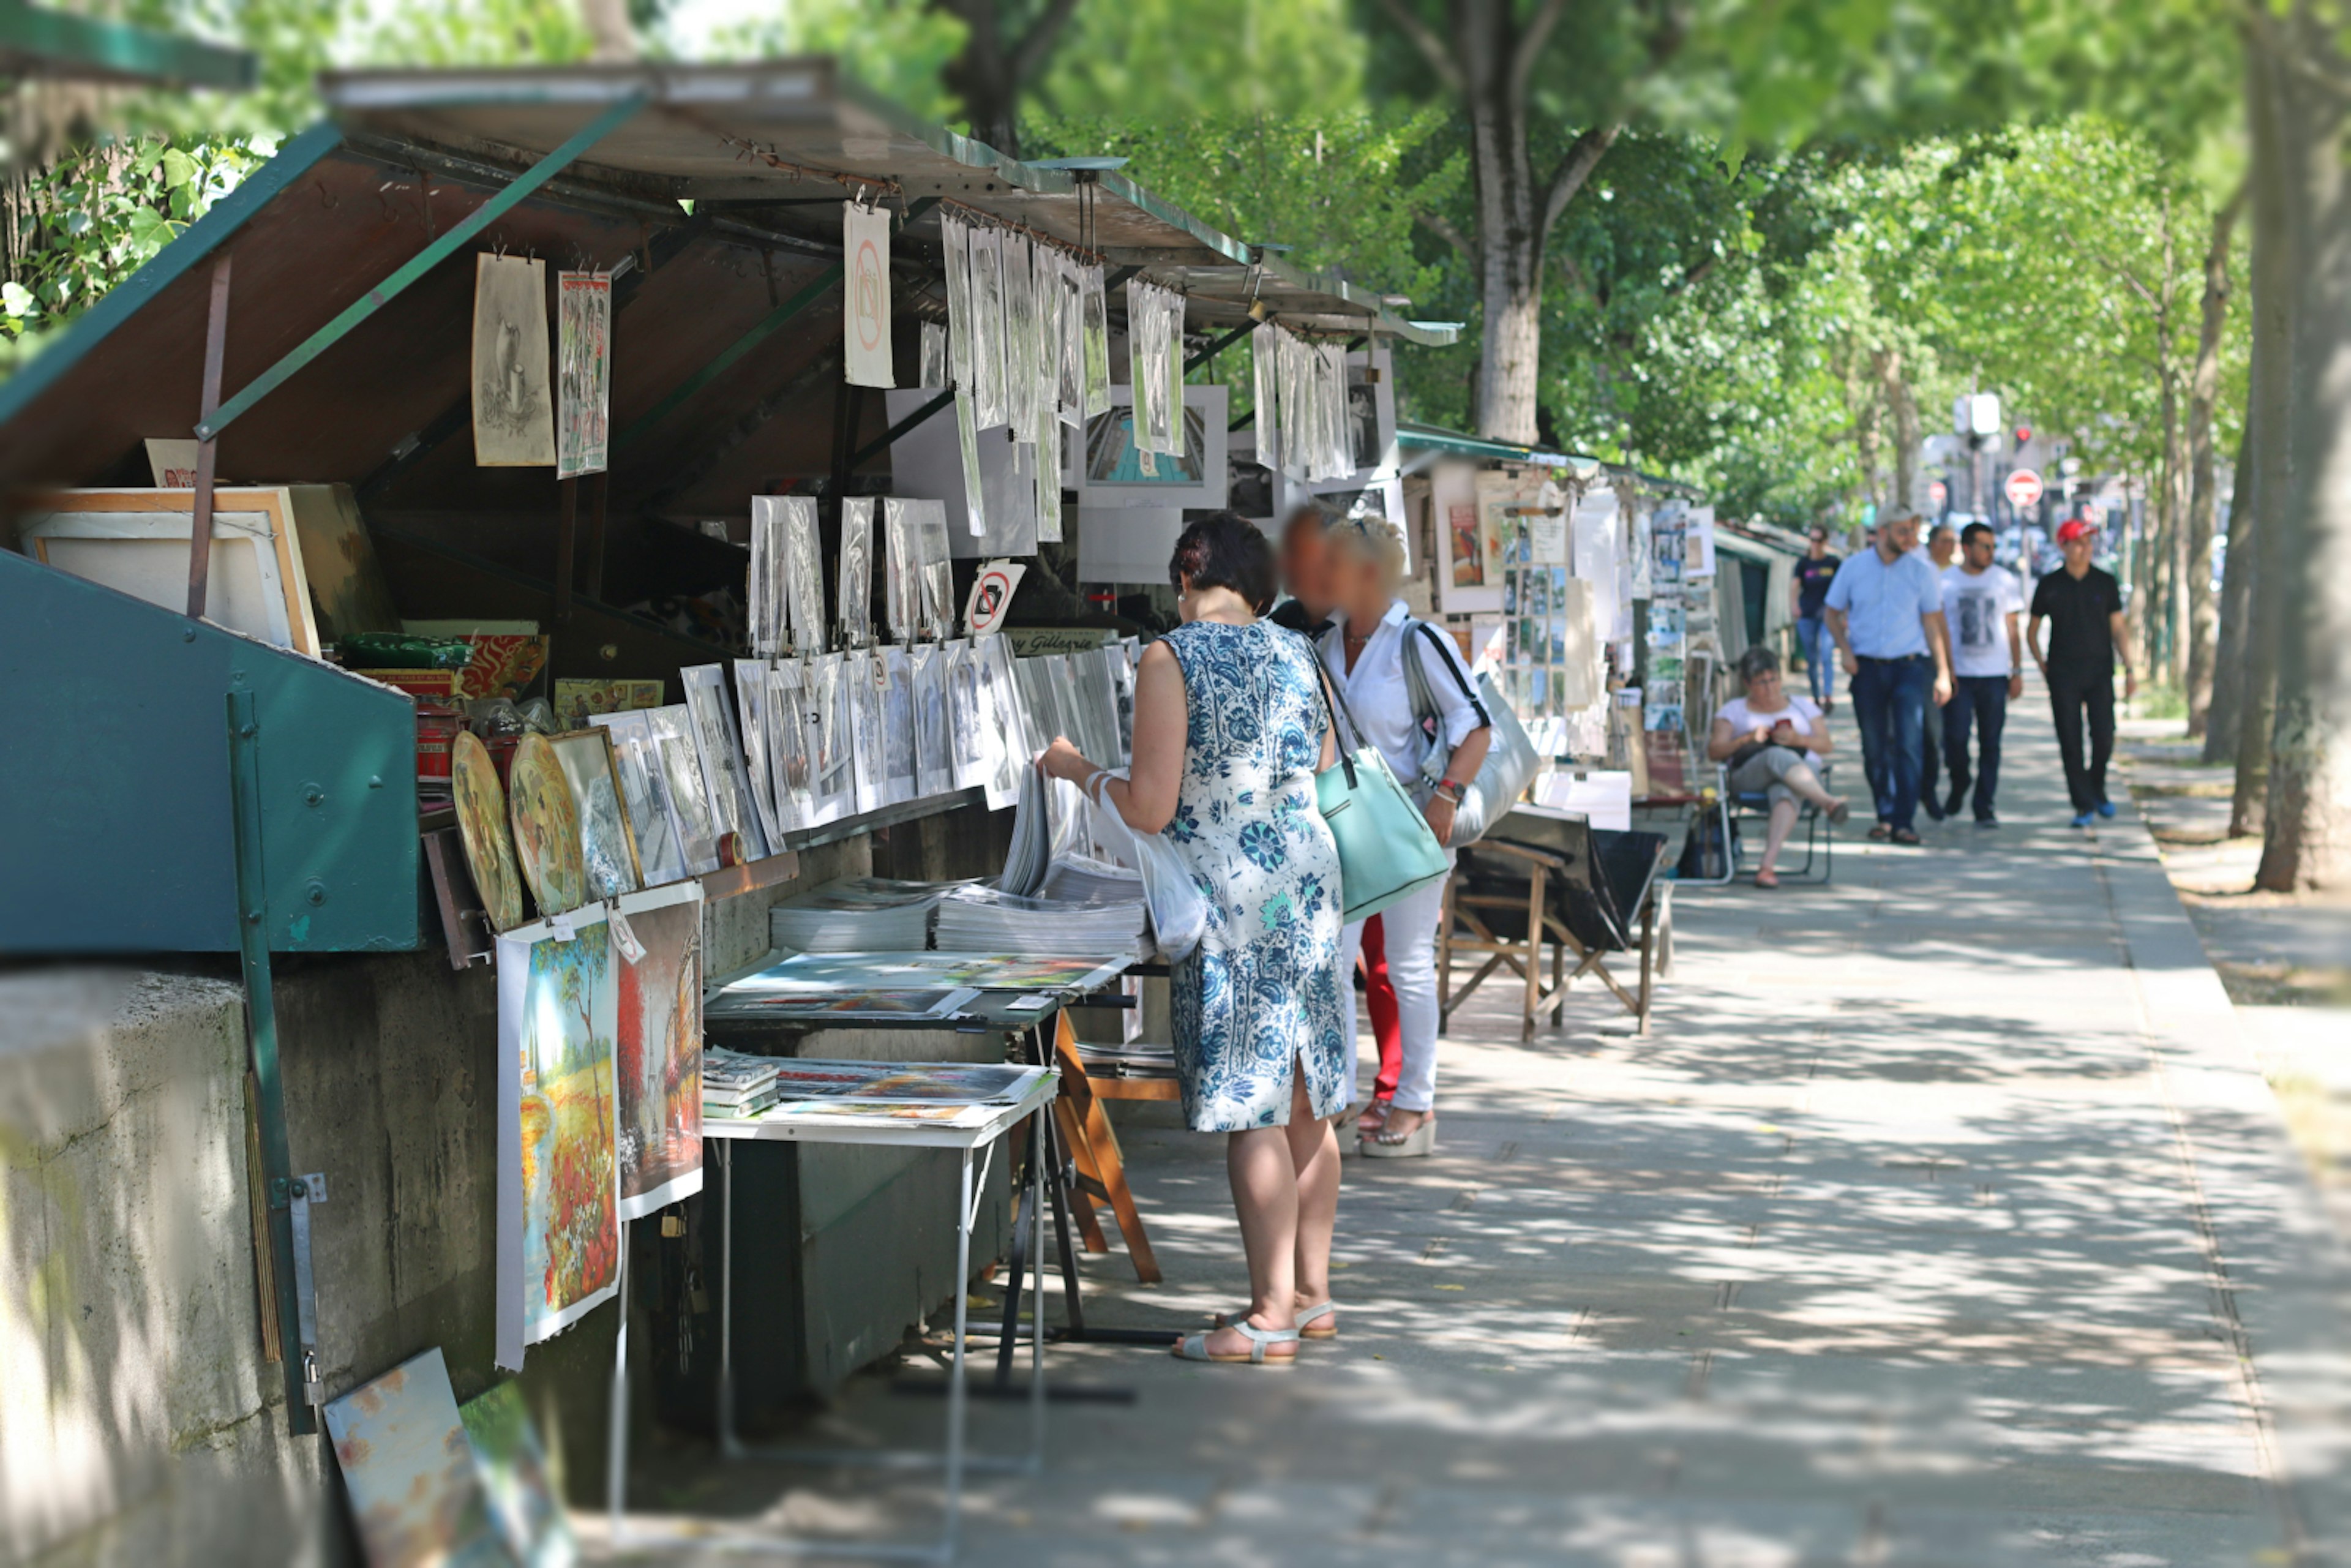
[1215,1300,1338,1339]
[1173,1319,1300,1365]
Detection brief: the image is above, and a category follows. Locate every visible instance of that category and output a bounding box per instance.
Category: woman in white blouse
[1705,645,1852,888]
[1318,516,1491,1157]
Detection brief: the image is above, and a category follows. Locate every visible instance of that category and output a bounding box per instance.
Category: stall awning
[0,0,253,89]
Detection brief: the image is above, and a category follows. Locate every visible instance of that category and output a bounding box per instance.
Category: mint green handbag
[1312,670,1450,923]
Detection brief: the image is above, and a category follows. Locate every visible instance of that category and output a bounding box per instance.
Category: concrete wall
[0,808,1027,1566]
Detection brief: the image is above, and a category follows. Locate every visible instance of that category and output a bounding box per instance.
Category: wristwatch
[1433,779,1468,805]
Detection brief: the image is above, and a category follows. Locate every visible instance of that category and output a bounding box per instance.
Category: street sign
[2005,468,2044,509]
[1928,480,1948,506]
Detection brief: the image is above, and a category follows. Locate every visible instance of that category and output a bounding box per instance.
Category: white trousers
[1340,867,1450,1112]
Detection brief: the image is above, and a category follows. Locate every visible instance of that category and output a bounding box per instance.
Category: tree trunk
[2159,362,2186,690]
[576,0,636,60]
[1850,350,1882,515]
[2256,13,2351,889]
[2205,417,2257,763]
[934,0,1082,159]
[2234,36,2291,836]
[1871,347,1918,512]
[2183,184,2246,736]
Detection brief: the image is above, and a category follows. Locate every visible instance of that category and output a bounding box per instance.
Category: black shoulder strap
[1410,620,1490,727]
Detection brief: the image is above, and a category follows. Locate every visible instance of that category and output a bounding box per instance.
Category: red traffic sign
[2005,468,2044,509]
[1927,480,1948,506]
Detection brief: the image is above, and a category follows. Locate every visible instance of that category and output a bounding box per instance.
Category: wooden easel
[1046,1011,1162,1283]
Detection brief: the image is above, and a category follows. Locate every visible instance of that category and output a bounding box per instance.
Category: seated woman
[1706,645,1851,888]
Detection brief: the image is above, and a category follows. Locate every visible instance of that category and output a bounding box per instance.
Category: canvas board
[454,732,526,932]
[548,727,642,902]
[589,710,688,887]
[473,253,557,467]
[457,1382,576,1568]
[614,882,703,1218]
[557,270,610,479]
[508,734,588,918]
[497,909,619,1370]
[324,1347,504,1567]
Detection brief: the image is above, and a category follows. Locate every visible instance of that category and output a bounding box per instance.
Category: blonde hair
[1325,512,1407,597]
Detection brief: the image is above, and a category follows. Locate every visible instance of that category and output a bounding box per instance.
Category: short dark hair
[1168,512,1277,614]
[1736,645,1781,682]
[1961,521,1995,547]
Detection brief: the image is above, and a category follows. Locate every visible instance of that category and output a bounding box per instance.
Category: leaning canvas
[324,1346,506,1568]
[589,711,688,887]
[473,253,557,468]
[547,727,641,902]
[615,882,703,1220]
[497,910,620,1371]
[457,1381,576,1568]
[680,664,768,863]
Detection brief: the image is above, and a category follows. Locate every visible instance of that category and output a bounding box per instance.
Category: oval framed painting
[509,733,588,917]
[452,731,525,932]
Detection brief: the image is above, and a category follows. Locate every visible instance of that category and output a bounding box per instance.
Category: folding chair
[1438,807,1671,1038]
[1719,758,1835,885]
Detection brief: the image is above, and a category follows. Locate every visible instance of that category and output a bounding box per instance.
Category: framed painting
[547,727,642,902]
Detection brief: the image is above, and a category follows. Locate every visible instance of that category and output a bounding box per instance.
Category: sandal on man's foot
[1173,1319,1299,1365]
[1867,823,1892,842]
[1215,1300,1338,1340]
[1889,827,1922,846]
[1359,1114,1436,1158]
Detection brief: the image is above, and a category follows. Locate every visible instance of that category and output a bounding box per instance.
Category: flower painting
[497,911,620,1370]
[323,1347,506,1568]
[615,884,703,1220]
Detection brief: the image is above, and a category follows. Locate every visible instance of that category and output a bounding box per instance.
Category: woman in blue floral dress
[1041,513,1348,1366]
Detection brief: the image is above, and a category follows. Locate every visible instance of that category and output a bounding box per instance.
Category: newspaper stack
[703,1049,782,1118]
[768,877,967,953]
[933,882,1149,958]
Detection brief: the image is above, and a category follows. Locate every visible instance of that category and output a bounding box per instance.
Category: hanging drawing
[838,495,875,645]
[497,909,619,1371]
[842,198,894,388]
[1081,263,1112,418]
[472,253,557,468]
[614,882,703,1220]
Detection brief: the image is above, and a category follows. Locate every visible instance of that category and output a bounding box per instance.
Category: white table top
[701,1069,1059,1150]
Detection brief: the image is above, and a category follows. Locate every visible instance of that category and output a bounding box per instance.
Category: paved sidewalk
[598,689,2351,1566]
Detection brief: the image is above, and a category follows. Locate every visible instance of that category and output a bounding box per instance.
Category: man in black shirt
[2028,517,2135,827]
[1267,503,1337,637]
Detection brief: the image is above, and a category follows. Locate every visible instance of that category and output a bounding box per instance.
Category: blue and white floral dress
[1160,620,1350,1132]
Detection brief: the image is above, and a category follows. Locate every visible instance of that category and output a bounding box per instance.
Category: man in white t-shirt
[1937,521,2026,825]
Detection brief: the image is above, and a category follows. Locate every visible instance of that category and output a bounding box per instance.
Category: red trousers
[1360,913,1403,1101]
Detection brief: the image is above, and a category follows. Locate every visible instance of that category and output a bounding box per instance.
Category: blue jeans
[1797,615,1835,704]
[1941,675,2009,819]
[1850,655,1933,831]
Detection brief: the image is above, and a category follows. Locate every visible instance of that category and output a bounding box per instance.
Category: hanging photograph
[1056,252,1084,422]
[882,645,918,806]
[1032,245,1062,426]
[882,497,923,643]
[733,658,785,847]
[1037,413,1063,544]
[838,495,875,645]
[548,727,642,901]
[556,270,610,480]
[912,643,954,798]
[590,710,688,886]
[1070,383,1228,510]
[680,664,767,863]
[946,639,987,789]
[911,497,954,640]
[1003,233,1037,442]
[497,910,619,1370]
[805,653,856,823]
[1251,323,1280,471]
[747,497,787,658]
[969,225,1007,429]
[1081,263,1111,416]
[842,198,894,389]
[978,634,1029,810]
[645,704,721,875]
[767,659,816,830]
[919,320,947,389]
[954,389,988,538]
[473,253,557,467]
[941,211,973,393]
[508,733,587,917]
[849,648,888,814]
[779,494,825,656]
[614,881,704,1220]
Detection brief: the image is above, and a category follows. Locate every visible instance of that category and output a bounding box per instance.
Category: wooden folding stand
[1438,839,1663,1040]
[1046,1011,1162,1284]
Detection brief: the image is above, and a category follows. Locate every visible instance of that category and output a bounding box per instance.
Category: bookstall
[0,57,1461,1558]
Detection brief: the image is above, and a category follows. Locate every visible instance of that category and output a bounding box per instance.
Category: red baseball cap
[2057,518,2098,544]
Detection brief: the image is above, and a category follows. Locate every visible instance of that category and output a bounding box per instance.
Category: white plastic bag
[1086,770,1207,961]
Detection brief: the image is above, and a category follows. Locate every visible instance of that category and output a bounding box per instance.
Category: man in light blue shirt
[1824,511,1954,842]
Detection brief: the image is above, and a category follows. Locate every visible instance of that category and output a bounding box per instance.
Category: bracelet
[1434,779,1467,805]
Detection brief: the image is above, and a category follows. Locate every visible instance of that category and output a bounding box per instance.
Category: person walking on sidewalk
[1269,505,1407,1137]
[1791,525,1842,712]
[1823,510,1954,846]
[1937,522,2025,826]
[2028,517,2134,829]
[1318,515,1492,1158]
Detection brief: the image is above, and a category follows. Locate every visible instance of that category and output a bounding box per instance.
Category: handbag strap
[1305,638,1362,790]
[1399,620,1492,782]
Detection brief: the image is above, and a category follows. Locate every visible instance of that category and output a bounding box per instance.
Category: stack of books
[768,878,966,953]
[933,883,1149,958]
[703,1049,782,1119]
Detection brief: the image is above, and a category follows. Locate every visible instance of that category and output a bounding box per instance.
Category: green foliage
[1043,0,1368,123]
[696,0,969,122]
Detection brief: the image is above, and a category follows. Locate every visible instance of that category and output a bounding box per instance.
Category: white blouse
[1317,599,1490,784]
